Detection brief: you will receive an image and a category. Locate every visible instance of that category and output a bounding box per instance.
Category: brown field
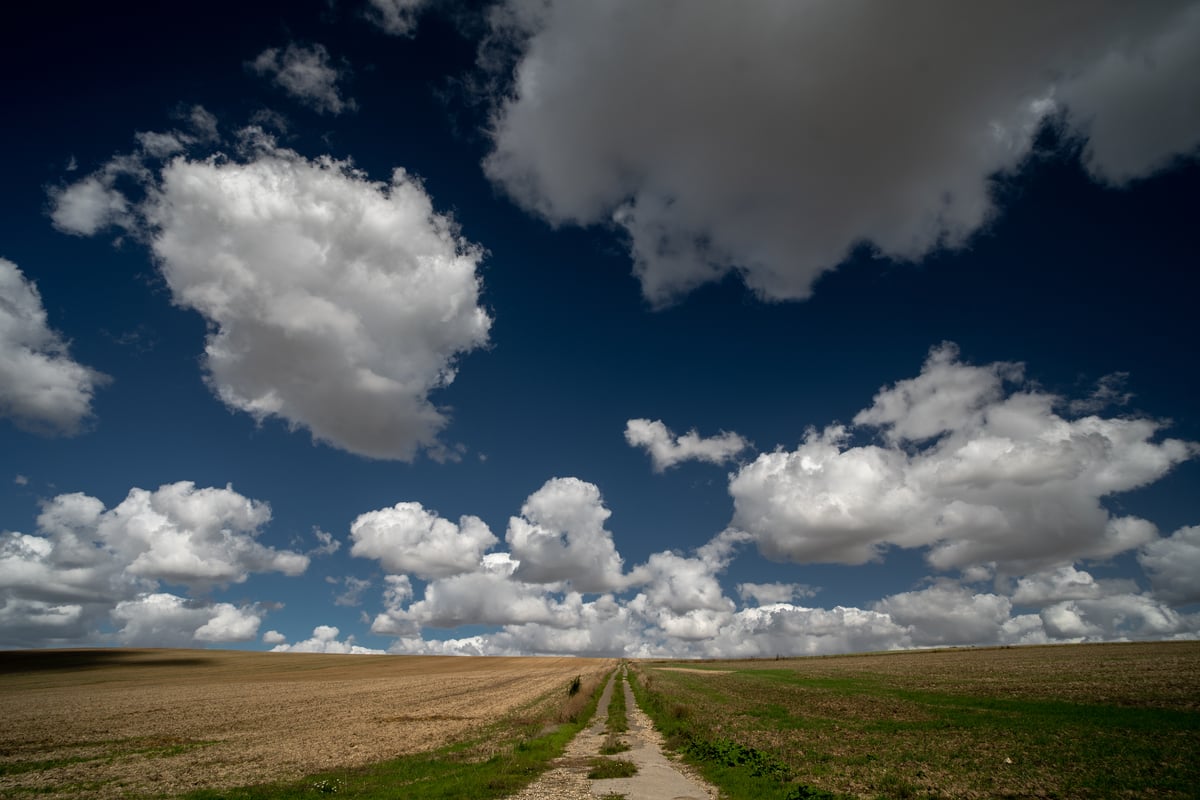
[638,642,1200,798]
[0,648,614,799]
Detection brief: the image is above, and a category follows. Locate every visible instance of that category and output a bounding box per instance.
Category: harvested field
[636,642,1200,799]
[0,648,614,799]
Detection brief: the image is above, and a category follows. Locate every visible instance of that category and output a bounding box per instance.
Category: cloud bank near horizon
[291,346,1198,657]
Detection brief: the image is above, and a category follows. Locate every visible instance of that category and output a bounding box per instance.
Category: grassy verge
[630,644,1200,800]
[174,671,613,800]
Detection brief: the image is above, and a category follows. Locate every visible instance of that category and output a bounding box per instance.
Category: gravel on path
[508,667,717,800]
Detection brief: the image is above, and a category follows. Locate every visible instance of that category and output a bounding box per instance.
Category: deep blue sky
[2,1,1198,655]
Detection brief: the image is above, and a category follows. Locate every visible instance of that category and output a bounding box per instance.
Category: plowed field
[0,648,614,799]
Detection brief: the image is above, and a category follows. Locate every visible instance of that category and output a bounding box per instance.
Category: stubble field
[634,641,1200,799]
[0,648,614,799]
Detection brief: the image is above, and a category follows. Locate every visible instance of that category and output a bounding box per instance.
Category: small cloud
[249,108,291,135]
[249,42,356,115]
[625,418,751,471]
[262,630,287,645]
[270,625,384,654]
[14,474,29,486]
[1069,372,1134,415]
[334,576,372,607]
[364,0,428,36]
[737,582,819,606]
[309,528,341,556]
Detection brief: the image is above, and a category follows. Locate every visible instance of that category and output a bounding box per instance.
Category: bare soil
[0,648,613,799]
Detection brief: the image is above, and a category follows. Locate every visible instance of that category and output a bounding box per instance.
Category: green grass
[630,652,1200,800]
[599,736,631,755]
[599,668,632,754]
[586,757,637,779]
[175,672,612,800]
[606,668,629,734]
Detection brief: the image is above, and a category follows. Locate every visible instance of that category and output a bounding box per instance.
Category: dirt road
[510,666,716,800]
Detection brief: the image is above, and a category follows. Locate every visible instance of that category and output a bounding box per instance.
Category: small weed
[587,758,638,779]
[599,794,627,800]
[568,675,583,696]
[600,734,631,754]
[310,778,344,794]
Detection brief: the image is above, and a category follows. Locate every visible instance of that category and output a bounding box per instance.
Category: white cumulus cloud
[271,624,385,654]
[53,126,492,460]
[0,482,307,647]
[726,343,1196,573]
[350,502,497,579]
[482,1,1200,304]
[505,477,626,592]
[250,43,356,115]
[0,258,108,435]
[624,418,750,471]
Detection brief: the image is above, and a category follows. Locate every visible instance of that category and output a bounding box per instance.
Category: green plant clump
[587,757,638,779]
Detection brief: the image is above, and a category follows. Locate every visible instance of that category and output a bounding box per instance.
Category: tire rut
[508,666,716,800]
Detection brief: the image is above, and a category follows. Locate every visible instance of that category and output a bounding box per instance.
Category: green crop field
[631,641,1200,800]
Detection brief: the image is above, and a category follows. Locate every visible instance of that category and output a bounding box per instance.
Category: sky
[1,0,1199,657]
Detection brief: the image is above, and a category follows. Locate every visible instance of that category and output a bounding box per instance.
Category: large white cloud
[505,477,626,592]
[349,502,497,579]
[0,482,307,647]
[86,482,308,588]
[0,258,108,435]
[726,343,1196,573]
[145,142,491,460]
[250,43,356,115]
[624,418,749,471]
[51,126,491,461]
[483,1,1200,304]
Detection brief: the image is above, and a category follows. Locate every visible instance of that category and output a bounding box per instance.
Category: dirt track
[0,648,613,799]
